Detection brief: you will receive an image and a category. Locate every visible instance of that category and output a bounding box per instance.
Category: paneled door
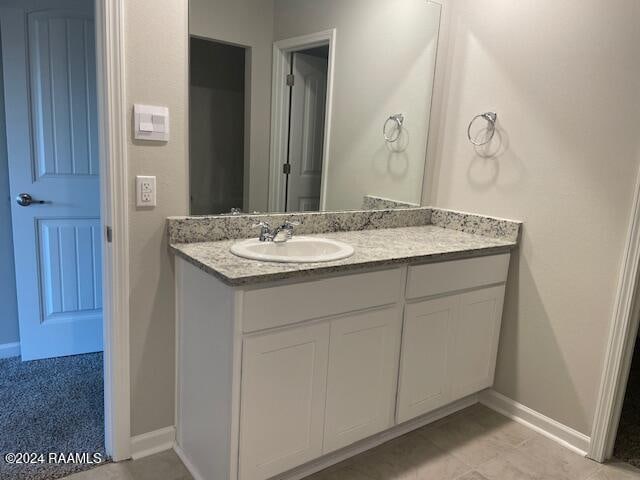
[286,51,328,212]
[1,1,102,360]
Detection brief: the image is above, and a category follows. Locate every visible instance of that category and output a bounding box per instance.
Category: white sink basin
[230,236,354,263]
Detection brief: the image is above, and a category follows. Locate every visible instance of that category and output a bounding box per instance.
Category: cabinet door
[239,323,330,480]
[323,306,402,453]
[396,296,455,423]
[450,285,506,400]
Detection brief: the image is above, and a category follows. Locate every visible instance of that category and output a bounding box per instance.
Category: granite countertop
[170,225,517,287]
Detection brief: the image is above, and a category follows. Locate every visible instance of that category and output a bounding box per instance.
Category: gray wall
[0,36,19,347]
[427,0,640,435]
[125,0,189,436]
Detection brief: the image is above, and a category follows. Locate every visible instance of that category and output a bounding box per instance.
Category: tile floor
[64,404,640,480]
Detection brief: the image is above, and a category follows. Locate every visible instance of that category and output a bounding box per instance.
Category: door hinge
[282,163,291,175]
[286,74,295,86]
[106,226,113,243]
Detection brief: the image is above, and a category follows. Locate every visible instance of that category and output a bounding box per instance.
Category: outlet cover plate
[136,175,156,207]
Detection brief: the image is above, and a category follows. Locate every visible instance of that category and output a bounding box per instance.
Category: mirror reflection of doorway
[284,46,328,212]
[189,37,246,215]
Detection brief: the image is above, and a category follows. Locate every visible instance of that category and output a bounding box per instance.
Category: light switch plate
[134,104,169,141]
[136,175,156,207]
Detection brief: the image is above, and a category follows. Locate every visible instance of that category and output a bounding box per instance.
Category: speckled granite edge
[361,195,420,210]
[167,207,433,244]
[430,208,522,243]
[171,225,517,287]
[173,244,515,287]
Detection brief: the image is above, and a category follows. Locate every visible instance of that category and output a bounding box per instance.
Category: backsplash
[167,207,521,244]
[361,195,420,210]
[430,208,521,243]
[167,208,433,244]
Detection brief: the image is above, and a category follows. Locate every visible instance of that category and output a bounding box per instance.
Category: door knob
[16,193,46,207]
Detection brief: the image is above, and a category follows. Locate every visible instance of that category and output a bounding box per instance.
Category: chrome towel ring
[467,112,497,146]
[383,114,404,143]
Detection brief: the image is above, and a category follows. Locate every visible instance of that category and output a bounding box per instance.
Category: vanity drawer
[242,268,404,332]
[406,253,510,300]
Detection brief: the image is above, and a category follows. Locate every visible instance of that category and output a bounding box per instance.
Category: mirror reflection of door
[285,47,328,212]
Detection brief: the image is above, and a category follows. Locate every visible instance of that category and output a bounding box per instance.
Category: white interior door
[1,1,102,361]
[286,51,327,212]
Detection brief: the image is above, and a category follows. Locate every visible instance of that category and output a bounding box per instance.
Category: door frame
[268,29,335,212]
[95,0,131,461]
[589,164,640,462]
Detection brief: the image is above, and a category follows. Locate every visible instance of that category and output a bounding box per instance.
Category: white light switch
[134,104,169,141]
[136,175,156,207]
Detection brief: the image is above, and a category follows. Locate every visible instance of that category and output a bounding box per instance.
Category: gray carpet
[614,334,640,468]
[0,352,108,480]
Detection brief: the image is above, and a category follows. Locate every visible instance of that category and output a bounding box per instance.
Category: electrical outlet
[136,175,156,207]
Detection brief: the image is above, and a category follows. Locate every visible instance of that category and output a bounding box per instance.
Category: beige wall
[189,0,274,212]
[274,0,440,210]
[427,0,640,435]
[125,0,189,436]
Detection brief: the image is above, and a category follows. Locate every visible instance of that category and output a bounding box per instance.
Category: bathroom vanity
[169,208,521,480]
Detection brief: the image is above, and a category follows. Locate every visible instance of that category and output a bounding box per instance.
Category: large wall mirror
[189,0,442,215]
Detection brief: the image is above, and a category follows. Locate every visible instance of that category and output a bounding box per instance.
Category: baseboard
[478,389,591,456]
[174,444,206,480]
[0,342,20,359]
[131,426,176,460]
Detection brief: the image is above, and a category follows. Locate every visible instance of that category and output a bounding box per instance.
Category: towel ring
[383,114,404,143]
[467,112,497,146]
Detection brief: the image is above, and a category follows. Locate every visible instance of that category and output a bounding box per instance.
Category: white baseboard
[0,342,20,359]
[131,426,176,460]
[479,389,591,456]
[174,444,206,480]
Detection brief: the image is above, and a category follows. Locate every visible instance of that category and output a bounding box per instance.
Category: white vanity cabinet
[396,296,456,423]
[396,285,506,423]
[449,285,506,400]
[239,322,330,480]
[175,252,510,480]
[323,305,402,454]
[238,305,402,480]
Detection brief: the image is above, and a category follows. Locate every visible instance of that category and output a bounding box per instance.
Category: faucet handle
[252,221,273,242]
[283,219,301,227]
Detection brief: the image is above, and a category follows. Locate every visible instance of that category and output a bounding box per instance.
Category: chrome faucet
[252,221,273,241]
[252,220,300,242]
